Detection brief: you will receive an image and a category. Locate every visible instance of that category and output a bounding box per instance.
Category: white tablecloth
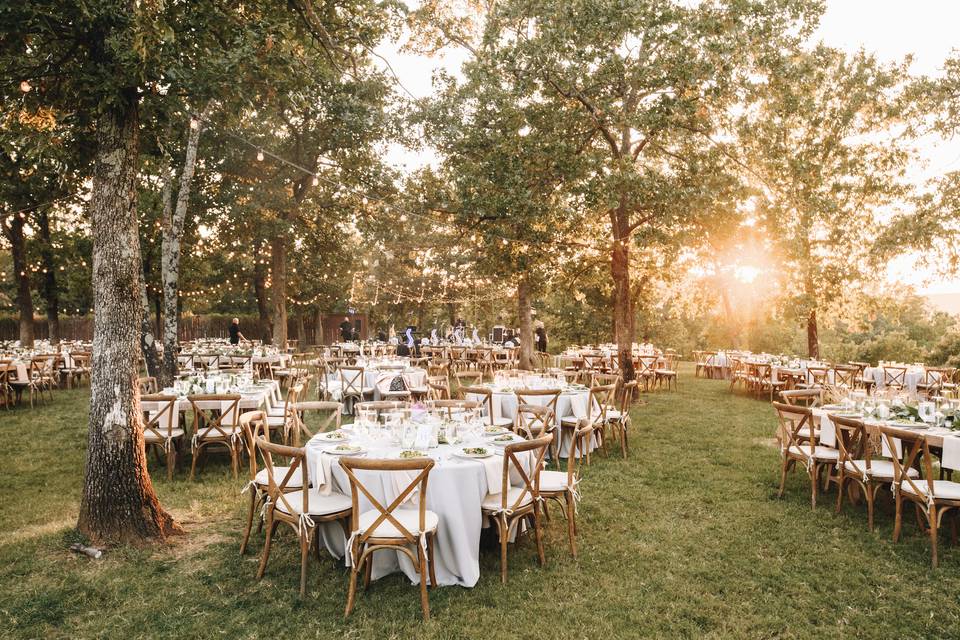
[863,366,926,394]
[328,368,427,401]
[466,388,595,457]
[307,441,533,587]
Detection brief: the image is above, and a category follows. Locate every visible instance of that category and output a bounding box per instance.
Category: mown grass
[3,365,960,639]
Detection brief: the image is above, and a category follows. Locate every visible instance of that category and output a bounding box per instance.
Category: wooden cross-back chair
[580,354,604,384]
[425,399,480,422]
[141,394,182,480]
[340,456,438,620]
[460,385,514,428]
[289,401,342,447]
[753,363,785,401]
[0,361,13,409]
[354,400,411,424]
[540,422,593,557]
[606,379,636,458]
[779,388,823,407]
[427,375,451,401]
[560,383,615,456]
[138,376,158,395]
[831,365,858,389]
[635,357,658,392]
[339,366,372,414]
[879,424,960,568]
[693,350,708,377]
[477,348,496,380]
[655,356,678,391]
[69,351,92,387]
[883,366,907,391]
[481,434,553,583]
[254,436,352,597]
[453,370,482,392]
[188,394,242,480]
[805,366,830,388]
[515,403,559,465]
[772,401,838,509]
[832,414,916,532]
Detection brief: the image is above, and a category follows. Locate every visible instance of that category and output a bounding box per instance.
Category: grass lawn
[4,363,960,639]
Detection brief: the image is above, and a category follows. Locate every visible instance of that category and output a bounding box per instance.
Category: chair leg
[866,484,875,532]
[256,514,276,579]
[299,529,310,597]
[166,447,176,481]
[834,474,845,514]
[240,489,258,555]
[777,459,789,498]
[417,544,430,620]
[427,534,437,588]
[363,552,373,590]
[498,517,509,584]
[534,506,546,567]
[566,492,577,558]
[893,493,903,542]
[345,554,359,618]
[810,465,819,509]
[189,445,200,481]
[930,508,939,568]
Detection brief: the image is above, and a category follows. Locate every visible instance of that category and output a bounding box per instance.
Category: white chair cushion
[901,479,960,501]
[539,470,572,492]
[605,408,623,421]
[356,507,438,538]
[265,415,287,427]
[196,425,242,440]
[144,428,185,441]
[489,416,514,428]
[482,487,534,512]
[274,488,351,516]
[843,459,918,479]
[787,445,839,460]
[796,427,819,439]
[255,466,304,488]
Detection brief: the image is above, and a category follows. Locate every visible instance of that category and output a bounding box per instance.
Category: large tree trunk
[807,308,819,360]
[312,307,323,346]
[611,213,635,381]
[140,281,160,379]
[253,239,272,343]
[6,214,35,347]
[517,276,535,370]
[160,109,208,387]
[270,235,288,347]
[37,207,60,344]
[78,94,179,545]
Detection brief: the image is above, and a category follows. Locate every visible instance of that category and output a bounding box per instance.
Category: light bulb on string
[190,119,199,130]
[312,175,319,186]
[19,80,31,92]
[256,149,264,162]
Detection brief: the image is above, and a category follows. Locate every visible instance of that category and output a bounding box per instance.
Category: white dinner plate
[455,447,494,459]
[325,445,365,456]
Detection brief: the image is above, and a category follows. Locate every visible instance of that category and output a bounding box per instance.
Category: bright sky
[377,1,960,294]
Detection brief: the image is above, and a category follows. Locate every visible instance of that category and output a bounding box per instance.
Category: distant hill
[925,293,960,316]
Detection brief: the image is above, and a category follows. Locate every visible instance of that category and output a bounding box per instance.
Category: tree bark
[78,92,179,545]
[270,235,288,347]
[253,239,272,343]
[4,214,35,347]
[517,276,535,370]
[807,308,819,360]
[610,212,636,381]
[37,207,60,344]
[139,280,160,379]
[160,108,208,387]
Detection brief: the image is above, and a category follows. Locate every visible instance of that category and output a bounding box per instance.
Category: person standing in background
[229,318,246,345]
[535,325,548,353]
[339,317,354,342]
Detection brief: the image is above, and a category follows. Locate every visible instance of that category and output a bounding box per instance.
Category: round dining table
[307,432,533,587]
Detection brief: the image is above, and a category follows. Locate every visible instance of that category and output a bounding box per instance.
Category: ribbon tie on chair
[297,513,315,538]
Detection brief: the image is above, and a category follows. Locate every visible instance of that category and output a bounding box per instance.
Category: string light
[19,80,31,92]
[256,149,264,162]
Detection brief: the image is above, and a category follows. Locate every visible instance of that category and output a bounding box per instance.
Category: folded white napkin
[480,454,508,495]
[305,441,337,496]
[943,436,960,472]
[812,409,836,447]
